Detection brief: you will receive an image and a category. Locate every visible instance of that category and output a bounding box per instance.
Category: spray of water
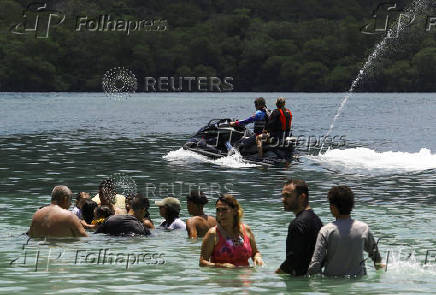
[320,0,429,153]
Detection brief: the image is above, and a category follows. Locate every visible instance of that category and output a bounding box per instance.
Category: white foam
[383,248,436,277]
[163,148,257,168]
[307,147,436,173]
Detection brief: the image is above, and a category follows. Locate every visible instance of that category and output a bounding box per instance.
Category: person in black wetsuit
[95,194,151,236]
[266,97,292,142]
[275,179,322,276]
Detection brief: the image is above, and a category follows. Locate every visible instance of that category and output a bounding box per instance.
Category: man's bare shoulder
[34,205,76,221]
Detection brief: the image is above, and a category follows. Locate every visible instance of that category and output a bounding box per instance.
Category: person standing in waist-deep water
[126,193,154,230]
[186,190,216,238]
[95,194,151,236]
[275,179,322,276]
[155,197,186,230]
[200,194,264,268]
[92,179,127,215]
[308,186,385,276]
[28,185,87,238]
[71,192,90,220]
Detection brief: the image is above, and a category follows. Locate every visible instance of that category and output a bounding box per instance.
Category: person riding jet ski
[256,97,293,158]
[229,97,271,156]
[266,97,292,140]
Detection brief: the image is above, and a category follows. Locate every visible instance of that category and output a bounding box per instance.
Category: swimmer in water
[155,197,186,230]
[71,192,90,220]
[186,190,216,239]
[199,194,263,268]
[126,193,154,230]
[28,185,87,238]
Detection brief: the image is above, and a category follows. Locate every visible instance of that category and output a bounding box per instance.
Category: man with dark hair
[186,190,216,238]
[28,185,88,238]
[276,179,322,276]
[95,194,151,236]
[230,97,271,157]
[308,186,384,276]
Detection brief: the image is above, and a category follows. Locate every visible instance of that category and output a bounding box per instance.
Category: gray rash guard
[308,218,381,276]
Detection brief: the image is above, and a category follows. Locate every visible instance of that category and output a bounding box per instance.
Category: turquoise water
[0,93,435,294]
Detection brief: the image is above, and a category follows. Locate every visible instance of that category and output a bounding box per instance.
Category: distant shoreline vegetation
[1,0,436,92]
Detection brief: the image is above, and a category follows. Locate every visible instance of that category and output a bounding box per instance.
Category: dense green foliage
[1,0,435,91]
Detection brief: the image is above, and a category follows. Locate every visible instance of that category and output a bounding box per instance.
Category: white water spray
[320,0,429,152]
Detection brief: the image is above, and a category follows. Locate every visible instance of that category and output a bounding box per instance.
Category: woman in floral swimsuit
[199,194,264,268]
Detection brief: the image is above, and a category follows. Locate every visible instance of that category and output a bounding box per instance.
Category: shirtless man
[186,191,216,239]
[28,185,88,238]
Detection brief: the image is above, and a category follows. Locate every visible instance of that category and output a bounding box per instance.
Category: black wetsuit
[280,209,322,276]
[267,108,292,139]
[95,215,150,236]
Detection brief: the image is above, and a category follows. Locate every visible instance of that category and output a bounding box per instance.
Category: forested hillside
[1,0,436,91]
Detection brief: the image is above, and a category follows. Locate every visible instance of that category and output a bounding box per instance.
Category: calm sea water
[0,92,435,295]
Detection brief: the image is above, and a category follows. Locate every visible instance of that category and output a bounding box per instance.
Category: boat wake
[163,148,257,168]
[307,147,436,174]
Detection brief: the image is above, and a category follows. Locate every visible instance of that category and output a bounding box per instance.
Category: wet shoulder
[351,219,369,231]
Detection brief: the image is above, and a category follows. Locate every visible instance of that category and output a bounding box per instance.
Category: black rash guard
[280,209,322,276]
[95,214,150,236]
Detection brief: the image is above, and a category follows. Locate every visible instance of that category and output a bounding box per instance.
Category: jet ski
[183,118,295,165]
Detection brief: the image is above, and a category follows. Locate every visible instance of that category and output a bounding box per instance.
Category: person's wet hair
[284,179,309,205]
[95,205,112,219]
[216,194,243,231]
[187,190,208,205]
[131,193,150,211]
[328,185,354,215]
[166,204,180,220]
[276,97,286,109]
[255,97,266,108]
[81,199,98,224]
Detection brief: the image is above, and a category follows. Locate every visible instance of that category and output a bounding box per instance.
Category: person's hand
[275,268,284,274]
[253,254,264,267]
[229,121,236,127]
[375,262,386,270]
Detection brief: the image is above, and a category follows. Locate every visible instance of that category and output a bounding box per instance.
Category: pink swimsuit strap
[211,224,253,267]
